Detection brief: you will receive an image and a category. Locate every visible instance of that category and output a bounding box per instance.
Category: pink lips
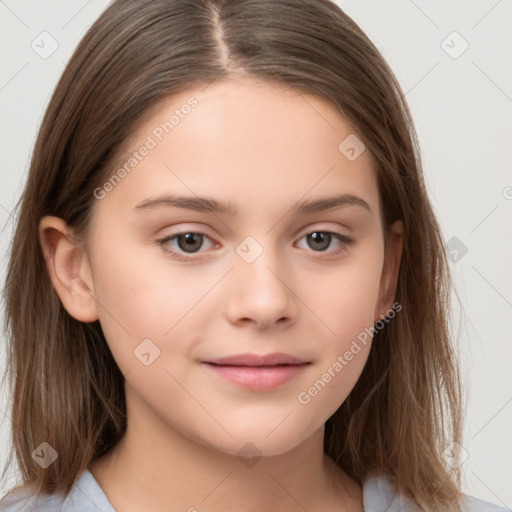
[201,353,310,391]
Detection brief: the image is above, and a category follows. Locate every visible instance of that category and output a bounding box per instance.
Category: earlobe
[39,216,99,322]
[375,219,404,321]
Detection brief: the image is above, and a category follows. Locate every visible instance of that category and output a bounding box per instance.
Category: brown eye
[306,232,331,251]
[175,233,205,253]
[296,230,353,255]
[157,231,216,261]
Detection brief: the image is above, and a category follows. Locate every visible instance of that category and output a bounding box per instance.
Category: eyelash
[155,229,354,262]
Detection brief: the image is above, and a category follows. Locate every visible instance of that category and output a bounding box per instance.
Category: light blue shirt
[0,469,509,511]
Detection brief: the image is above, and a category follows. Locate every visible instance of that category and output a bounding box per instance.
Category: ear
[375,219,404,322]
[39,216,99,322]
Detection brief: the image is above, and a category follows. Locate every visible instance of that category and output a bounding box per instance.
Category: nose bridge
[228,233,296,325]
[235,233,287,290]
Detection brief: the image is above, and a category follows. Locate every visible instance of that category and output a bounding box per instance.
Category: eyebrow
[133,193,371,216]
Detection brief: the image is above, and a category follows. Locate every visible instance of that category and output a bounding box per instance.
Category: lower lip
[201,363,309,391]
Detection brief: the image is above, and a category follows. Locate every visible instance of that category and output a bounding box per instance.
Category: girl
[0,0,507,511]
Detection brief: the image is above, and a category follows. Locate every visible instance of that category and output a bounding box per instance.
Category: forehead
[95,77,380,225]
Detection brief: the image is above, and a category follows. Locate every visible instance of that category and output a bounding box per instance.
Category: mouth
[201,353,311,391]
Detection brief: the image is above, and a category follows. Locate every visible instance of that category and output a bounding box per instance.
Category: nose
[225,243,298,330]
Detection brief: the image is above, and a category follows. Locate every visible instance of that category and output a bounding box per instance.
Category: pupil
[180,233,202,252]
[309,232,329,251]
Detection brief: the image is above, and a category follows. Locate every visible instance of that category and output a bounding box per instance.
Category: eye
[296,230,353,257]
[156,232,217,262]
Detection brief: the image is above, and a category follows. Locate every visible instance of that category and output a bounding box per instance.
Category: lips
[203,352,308,367]
[201,353,310,391]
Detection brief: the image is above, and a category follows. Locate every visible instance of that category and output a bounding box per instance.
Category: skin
[40,76,403,512]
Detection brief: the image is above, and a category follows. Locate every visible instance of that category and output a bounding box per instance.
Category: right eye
[156,231,218,261]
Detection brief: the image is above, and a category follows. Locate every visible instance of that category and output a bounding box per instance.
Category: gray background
[1,0,511,506]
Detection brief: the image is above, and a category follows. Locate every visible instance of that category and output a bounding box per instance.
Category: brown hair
[1,0,464,509]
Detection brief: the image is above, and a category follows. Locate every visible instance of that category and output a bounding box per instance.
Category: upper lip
[203,353,309,366]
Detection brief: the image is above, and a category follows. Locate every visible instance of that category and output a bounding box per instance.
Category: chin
[193,421,317,460]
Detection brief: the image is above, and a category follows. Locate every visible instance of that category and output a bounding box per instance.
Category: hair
[1,0,464,510]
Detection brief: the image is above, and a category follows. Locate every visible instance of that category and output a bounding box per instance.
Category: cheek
[296,344,370,430]
[91,231,211,331]
[89,237,201,373]
[304,246,383,344]
[295,246,382,402]
[89,235,235,381]
[296,276,378,419]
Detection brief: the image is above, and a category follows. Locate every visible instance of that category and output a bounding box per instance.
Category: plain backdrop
[0,0,511,507]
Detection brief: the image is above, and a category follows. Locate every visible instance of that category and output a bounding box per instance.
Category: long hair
[1,1,463,510]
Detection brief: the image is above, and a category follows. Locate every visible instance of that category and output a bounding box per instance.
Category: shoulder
[362,473,510,512]
[461,495,511,512]
[0,469,116,512]
[0,487,65,512]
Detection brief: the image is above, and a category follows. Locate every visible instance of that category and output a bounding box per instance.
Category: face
[42,77,403,458]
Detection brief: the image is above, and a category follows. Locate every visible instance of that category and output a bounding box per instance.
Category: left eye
[156,230,353,261]
[296,231,353,254]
